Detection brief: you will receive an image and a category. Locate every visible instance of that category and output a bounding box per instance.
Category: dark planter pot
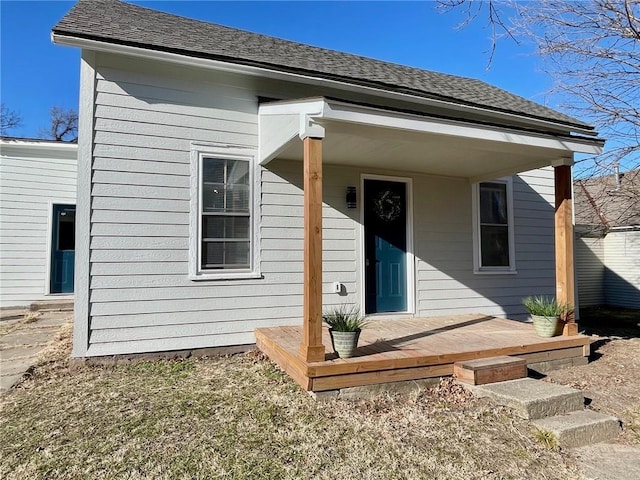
[329,329,361,358]
[531,314,560,338]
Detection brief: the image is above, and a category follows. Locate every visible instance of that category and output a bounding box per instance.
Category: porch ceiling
[259,97,604,182]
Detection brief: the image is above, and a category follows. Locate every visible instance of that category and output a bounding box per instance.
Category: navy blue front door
[364,180,407,314]
[50,204,75,294]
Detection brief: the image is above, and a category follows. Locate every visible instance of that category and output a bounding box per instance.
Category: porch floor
[255,314,591,392]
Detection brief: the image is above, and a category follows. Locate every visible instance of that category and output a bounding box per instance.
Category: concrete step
[533,410,621,449]
[0,307,27,321]
[466,378,584,419]
[29,300,73,313]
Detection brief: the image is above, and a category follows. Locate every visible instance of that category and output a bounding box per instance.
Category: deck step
[454,355,527,385]
[533,410,621,449]
[467,378,584,419]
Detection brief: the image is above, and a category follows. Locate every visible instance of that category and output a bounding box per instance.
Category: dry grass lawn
[0,325,592,480]
[545,307,640,445]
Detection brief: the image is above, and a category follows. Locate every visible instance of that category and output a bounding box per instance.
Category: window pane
[480,183,507,225]
[200,156,251,271]
[202,183,226,212]
[202,241,224,267]
[480,225,509,267]
[226,184,250,212]
[202,216,250,239]
[203,159,225,184]
[201,241,250,269]
[202,184,249,213]
[227,160,250,186]
[203,158,249,185]
[57,210,76,251]
[202,158,250,213]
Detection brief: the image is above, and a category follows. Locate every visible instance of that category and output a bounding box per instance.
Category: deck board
[255,314,591,392]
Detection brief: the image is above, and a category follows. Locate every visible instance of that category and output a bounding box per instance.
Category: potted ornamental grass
[522,296,572,338]
[323,304,368,358]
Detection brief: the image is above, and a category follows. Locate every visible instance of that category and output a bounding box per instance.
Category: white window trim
[472,177,517,275]
[189,143,261,281]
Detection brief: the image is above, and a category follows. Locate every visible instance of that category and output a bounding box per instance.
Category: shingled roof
[53,0,593,132]
[574,170,640,229]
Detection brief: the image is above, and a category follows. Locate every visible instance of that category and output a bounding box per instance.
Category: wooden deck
[255,314,591,392]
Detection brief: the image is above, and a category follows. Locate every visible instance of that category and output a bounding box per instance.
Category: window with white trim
[472,178,516,273]
[190,145,259,279]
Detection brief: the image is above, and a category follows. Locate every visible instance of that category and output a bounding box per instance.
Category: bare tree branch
[514,1,639,176]
[40,106,78,142]
[439,0,640,216]
[0,104,22,135]
[437,0,519,68]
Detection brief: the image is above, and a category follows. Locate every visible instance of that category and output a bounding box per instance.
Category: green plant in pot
[522,296,572,338]
[323,304,368,358]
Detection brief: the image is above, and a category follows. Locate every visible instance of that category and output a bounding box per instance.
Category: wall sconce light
[346,186,357,209]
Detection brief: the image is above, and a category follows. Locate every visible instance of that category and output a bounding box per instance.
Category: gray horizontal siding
[87,332,257,357]
[575,231,639,309]
[575,237,605,307]
[603,231,640,309]
[415,168,556,321]
[86,53,359,355]
[90,305,304,330]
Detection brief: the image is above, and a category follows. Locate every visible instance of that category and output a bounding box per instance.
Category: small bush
[323,304,368,332]
[522,296,571,318]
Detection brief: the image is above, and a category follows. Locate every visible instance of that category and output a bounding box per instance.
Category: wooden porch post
[299,136,326,362]
[554,164,577,336]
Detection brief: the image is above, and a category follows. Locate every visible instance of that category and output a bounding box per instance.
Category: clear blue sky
[1,0,553,139]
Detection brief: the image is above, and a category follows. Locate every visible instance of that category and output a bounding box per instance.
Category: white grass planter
[531,314,560,338]
[329,329,361,358]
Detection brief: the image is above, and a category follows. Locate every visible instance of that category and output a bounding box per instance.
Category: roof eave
[0,137,78,153]
[52,31,599,136]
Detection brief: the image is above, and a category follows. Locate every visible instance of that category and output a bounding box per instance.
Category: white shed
[0,138,78,307]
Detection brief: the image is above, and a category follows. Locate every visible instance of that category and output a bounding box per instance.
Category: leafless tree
[436,0,518,65]
[438,0,639,226]
[41,106,78,142]
[0,103,22,135]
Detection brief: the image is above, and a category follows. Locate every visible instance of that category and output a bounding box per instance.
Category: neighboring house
[52,0,603,358]
[574,169,640,309]
[0,137,78,307]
